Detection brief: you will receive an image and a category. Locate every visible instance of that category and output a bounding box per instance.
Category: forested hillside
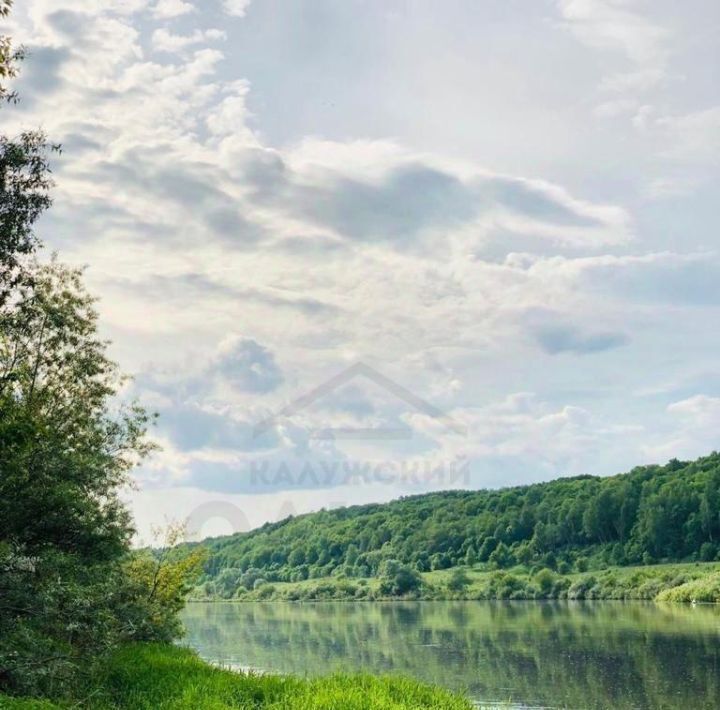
[194,453,720,598]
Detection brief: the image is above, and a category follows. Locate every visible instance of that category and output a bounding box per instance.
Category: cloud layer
[6,0,720,539]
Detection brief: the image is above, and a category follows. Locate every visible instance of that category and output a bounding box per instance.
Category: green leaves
[0,227,155,698]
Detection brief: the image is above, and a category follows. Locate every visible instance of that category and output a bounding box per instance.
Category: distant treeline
[194,453,720,598]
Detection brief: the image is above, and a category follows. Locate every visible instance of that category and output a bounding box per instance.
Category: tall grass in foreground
[0,644,474,709]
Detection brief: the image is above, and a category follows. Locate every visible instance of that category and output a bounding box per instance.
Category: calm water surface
[181,601,720,709]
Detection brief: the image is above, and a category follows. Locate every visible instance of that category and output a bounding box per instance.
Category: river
[181,601,720,708]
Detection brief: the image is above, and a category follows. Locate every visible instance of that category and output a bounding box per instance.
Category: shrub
[447,568,471,593]
[378,561,422,596]
[557,561,571,574]
[568,575,597,600]
[256,584,276,599]
[533,568,556,595]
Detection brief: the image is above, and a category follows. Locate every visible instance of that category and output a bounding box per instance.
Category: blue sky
[5,0,720,541]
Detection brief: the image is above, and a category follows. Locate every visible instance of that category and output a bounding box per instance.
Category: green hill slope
[190,453,720,599]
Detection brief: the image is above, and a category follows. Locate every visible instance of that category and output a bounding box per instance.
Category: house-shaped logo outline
[253,361,467,440]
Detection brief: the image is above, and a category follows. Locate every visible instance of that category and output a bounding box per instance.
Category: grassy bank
[0,644,473,710]
[201,561,720,603]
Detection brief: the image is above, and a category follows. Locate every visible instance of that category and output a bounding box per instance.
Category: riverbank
[194,561,720,603]
[0,644,474,709]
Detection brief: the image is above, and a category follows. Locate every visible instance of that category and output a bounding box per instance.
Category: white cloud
[643,395,720,462]
[556,0,670,116]
[668,394,720,421]
[152,0,194,20]
[151,27,226,52]
[223,0,252,17]
[556,0,668,65]
[405,392,644,487]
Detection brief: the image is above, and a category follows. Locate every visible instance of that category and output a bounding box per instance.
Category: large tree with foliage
[0,5,200,696]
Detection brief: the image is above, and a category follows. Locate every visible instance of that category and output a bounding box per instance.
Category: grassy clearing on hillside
[425,561,720,601]
[205,561,720,603]
[0,644,473,710]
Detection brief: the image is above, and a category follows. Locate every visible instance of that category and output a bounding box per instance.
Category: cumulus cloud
[152,0,194,20]
[159,404,272,453]
[211,336,284,393]
[404,391,645,488]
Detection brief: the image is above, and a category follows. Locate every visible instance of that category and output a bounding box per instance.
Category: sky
[4,0,720,542]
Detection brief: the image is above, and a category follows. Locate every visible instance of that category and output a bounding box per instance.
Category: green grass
[0,644,473,710]
[0,699,60,709]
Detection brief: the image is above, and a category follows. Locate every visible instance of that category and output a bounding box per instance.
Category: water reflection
[181,601,720,709]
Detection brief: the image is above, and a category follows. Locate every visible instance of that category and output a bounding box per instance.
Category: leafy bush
[446,568,471,593]
[378,560,423,596]
[533,568,556,595]
[657,573,720,603]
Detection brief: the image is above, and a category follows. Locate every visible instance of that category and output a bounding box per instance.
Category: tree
[464,545,477,566]
[1,1,23,103]
[0,131,55,299]
[0,260,156,693]
[378,559,422,596]
[0,9,164,692]
[0,261,153,555]
[478,536,498,562]
[345,543,359,566]
[0,6,202,696]
[489,542,514,570]
[0,1,56,303]
[699,542,717,562]
[288,547,306,567]
[121,525,206,641]
[700,469,720,542]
